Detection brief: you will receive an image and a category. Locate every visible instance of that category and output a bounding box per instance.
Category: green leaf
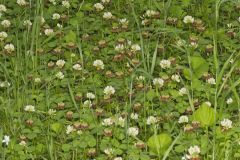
[183,68,193,80]
[193,103,216,127]
[175,145,185,153]
[69,18,79,26]
[140,155,151,160]
[62,144,71,152]
[200,135,209,154]
[51,123,62,133]
[192,78,202,89]
[64,30,77,43]
[35,144,45,154]
[191,56,209,78]
[183,56,209,80]
[147,133,172,156]
[182,0,191,6]
[86,135,96,147]
[146,90,157,101]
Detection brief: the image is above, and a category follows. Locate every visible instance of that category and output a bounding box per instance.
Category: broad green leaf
[146,90,157,101]
[64,30,77,43]
[86,135,96,147]
[193,103,216,127]
[192,78,202,89]
[147,133,172,156]
[62,144,71,152]
[35,144,45,154]
[183,68,194,80]
[182,0,191,6]
[51,123,62,133]
[183,56,209,80]
[200,135,209,154]
[175,145,185,153]
[191,56,209,78]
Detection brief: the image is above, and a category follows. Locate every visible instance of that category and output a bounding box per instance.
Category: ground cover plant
[0,0,240,159]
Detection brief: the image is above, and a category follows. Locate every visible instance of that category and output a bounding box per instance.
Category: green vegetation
[0,0,240,159]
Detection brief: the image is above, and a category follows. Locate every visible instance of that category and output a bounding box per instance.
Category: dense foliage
[0,0,240,159]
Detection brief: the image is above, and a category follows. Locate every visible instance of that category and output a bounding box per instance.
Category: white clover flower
[57,23,63,28]
[24,105,35,112]
[2,135,10,146]
[207,77,216,85]
[130,113,139,120]
[171,74,180,83]
[117,117,125,127]
[181,156,187,160]
[176,39,186,47]
[179,87,187,96]
[34,77,41,83]
[190,42,198,48]
[102,0,111,4]
[104,86,115,96]
[127,127,139,137]
[136,75,145,81]
[93,59,104,70]
[227,23,232,28]
[83,100,92,107]
[56,71,64,79]
[145,10,156,17]
[226,97,233,104]
[49,0,56,5]
[17,0,27,6]
[126,62,130,67]
[114,157,123,160]
[77,130,83,135]
[187,145,201,156]
[131,44,141,52]
[160,59,171,69]
[19,140,26,146]
[86,92,95,99]
[127,40,132,46]
[119,18,128,25]
[183,15,194,24]
[141,19,149,26]
[238,17,240,23]
[94,3,104,11]
[102,117,114,126]
[115,44,125,52]
[220,118,232,130]
[0,4,7,12]
[66,125,75,134]
[104,148,113,155]
[178,115,188,124]
[4,43,15,53]
[52,13,61,20]
[72,64,82,71]
[205,101,211,107]
[103,12,113,20]
[153,78,164,87]
[44,28,54,36]
[48,109,56,115]
[23,20,32,27]
[1,20,11,28]
[62,0,70,8]
[0,81,10,88]
[146,116,157,125]
[0,31,7,40]
[56,59,65,68]
[40,16,45,24]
